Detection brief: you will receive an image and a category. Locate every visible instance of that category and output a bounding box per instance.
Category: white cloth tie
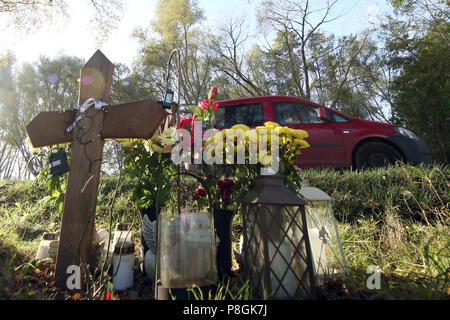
[65,98,108,133]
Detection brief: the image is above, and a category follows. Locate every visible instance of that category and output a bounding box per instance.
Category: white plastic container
[113,240,135,291]
[107,222,133,265]
[36,232,59,261]
[113,222,133,247]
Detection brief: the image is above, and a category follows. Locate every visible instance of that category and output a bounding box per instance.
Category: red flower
[195,185,206,197]
[175,115,195,131]
[212,102,219,112]
[217,178,234,204]
[198,99,209,110]
[223,178,235,187]
[218,180,226,191]
[208,86,218,100]
[104,290,111,300]
[222,190,230,203]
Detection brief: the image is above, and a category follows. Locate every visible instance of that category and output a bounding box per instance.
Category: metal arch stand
[154,48,181,300]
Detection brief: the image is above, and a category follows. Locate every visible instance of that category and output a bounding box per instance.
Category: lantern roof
[299,187,333,201]
[240,175,306,206]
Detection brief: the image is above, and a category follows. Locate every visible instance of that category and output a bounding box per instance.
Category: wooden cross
[26,50,170,288]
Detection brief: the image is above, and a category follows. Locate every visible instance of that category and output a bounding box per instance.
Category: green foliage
[0,164,449,299]
[40,169,67,214]
[299,164,449,224]
[0,53,83,178]
[383,0,450,162]
[122,141,176,210]
[133,0,211,106]
[390,26,450,162]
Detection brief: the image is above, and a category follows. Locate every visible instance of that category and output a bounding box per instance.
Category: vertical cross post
[54,50,114,288]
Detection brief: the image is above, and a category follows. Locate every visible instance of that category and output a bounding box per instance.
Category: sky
[0,0,392,67]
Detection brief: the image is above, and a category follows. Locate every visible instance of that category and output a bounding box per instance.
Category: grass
[0,163,448,299]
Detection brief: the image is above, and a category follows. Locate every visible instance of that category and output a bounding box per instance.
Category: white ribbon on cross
[65,98,108,133]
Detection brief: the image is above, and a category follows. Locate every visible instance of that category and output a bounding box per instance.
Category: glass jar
[158,211,217,288]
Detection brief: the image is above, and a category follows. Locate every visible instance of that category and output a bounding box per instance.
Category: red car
[214,96,432,169]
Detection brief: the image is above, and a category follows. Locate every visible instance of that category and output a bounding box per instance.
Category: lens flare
[47,74,58,83]
[81,75,93,86]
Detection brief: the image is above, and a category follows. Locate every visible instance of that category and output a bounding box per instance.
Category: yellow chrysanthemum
[231,124,250,132]
[281,135,293,145]
[291,129,309,139]
[264,121,280,128]
[117,138,133,148]
[260,154,273,167]
[294,139,310,149]
[274,126,290,135]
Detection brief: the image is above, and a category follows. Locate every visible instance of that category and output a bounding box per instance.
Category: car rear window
[214,103,264,128]
[273,101,326,124]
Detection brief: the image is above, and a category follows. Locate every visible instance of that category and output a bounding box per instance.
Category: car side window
[214,107,226,128]
[273,101,326,124]
[331,112,349,123]
[214,103,264,128]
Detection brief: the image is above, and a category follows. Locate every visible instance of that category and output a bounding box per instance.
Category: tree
[0,53,84,178]
[209,0,382,120]
[133,0,213,106]
[384,0,450,162]
[208,16,268,98]
[257,0,347,101]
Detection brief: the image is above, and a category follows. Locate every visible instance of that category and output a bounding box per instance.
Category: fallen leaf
[72,293,81,300]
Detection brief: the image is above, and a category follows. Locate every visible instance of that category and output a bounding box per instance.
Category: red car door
[271,100,347,167]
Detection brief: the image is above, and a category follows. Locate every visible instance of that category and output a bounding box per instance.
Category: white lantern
[298,187,348,279]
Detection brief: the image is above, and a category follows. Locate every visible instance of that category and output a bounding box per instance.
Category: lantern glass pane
[158,212,217,288]
[244,204,311,299]
[305,201,347,278]
[244,205,265,292]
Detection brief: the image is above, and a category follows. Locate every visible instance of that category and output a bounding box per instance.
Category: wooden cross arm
[101,99,168,139]
[26,99,169,148]
[26,111,74,148]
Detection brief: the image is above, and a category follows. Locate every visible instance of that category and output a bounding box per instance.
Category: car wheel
[354,142,402,169]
